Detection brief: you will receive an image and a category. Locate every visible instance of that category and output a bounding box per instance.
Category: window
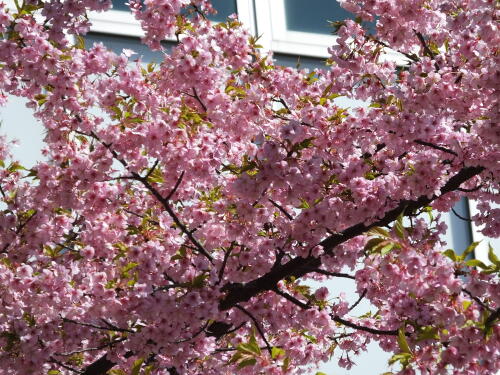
[89,0,255,39]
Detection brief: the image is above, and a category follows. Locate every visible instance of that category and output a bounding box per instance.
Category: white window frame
[88,0,255,39]
[255,0,336,58]
[255,0,406,63]
[469,201,500,264]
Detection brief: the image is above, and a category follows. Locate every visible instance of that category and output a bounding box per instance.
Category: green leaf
[388,352,412,366]
[394,212,405,239]
[367,227,390,238]
[282,356,291,372]
[191,273,207,288]
[488,244,499,266]
[364,237,385,252]
[416,326,439,341]
[397,327,412,354]
[443,249,457,262]
[465,259,488,269]
[131,358,144,375]
[271,347,285,360]
[74,35,85,50]
[462,300,472,311]
[315,372,328,375]
[107,370,126,375]
[462,241,480,259]
[237,358,256,369]
[147,166,164,184]
[298,198,310,209]
[48,371,61,375]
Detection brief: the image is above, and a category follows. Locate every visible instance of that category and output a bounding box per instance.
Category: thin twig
[144,159,160,180]
[192,88,207,112]
[414,140,458,156]
[348,289,367,312]
[62,317,134,333]
[234,305,273,355]
[55,338,127,356]
[461,289,494,313]
[313,269,356,280]
[49,357,83,374]
[452,208,472,222]
[274,288,311,310]
[165,170,185,201]
[268,199,293,220]
[136,174,213,263]
[331,315,398,336]
[218,244,234,284]
[173,321,210,344]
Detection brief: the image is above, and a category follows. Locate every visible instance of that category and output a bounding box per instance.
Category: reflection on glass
[285,0,374,34]
[111,0,237,22]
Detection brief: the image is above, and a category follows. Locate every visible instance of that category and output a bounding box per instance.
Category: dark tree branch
[219,166,484,310]
[312,269,355,279]
[218,244,235,284]
[55,338,127,356]
[165,170,185,201]
[274,288,311,310]
[484,307,500,329]
[348,289,367,312]
[452,208,473,222]
[50,357,82,374]
[268,198,294,220]
[134,174,213,263]
[144,159,160,180]
[192,88,207,112]
[413,30,436,59]
[331,315,398,336]
[461,289,494,313]
[62,317,134,333]
[414,140,458,156]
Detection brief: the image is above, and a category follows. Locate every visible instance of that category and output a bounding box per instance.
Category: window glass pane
[85,33,173,63]
[274,53,326,71]
[285,0,374,34]
[449,198,473,256]
[111,0,237,22]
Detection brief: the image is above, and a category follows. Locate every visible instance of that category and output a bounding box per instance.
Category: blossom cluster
[0,0,498,374]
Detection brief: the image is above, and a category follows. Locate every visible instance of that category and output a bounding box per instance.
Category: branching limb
[192,88,207,112]
[273,288,311,310]
[135,174,213,263]
[461,289,494,312]
[218,244,235,284]
[234,305,273,355]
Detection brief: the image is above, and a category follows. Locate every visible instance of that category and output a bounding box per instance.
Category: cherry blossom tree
[0,0,498,374]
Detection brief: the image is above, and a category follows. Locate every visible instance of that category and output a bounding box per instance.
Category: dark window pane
[111,0,237,22]
[285,0,374,34]
[210,0,238,22]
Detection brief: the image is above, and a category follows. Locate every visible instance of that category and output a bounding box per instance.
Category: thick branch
[219,166,484,310]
